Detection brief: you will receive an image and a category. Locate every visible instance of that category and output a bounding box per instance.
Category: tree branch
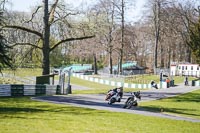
[52,12,79,26]
[50,35,95,52]
[4,25,43,38]
[49,0,59,24]
[19,47,35,65]
[10,42,42,50]
[25,6,42,23]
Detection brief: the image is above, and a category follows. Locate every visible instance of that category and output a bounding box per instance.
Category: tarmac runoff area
[32,83,200,123]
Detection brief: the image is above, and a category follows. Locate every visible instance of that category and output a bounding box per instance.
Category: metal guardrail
[192,79,200,86]
[0,84,61,97]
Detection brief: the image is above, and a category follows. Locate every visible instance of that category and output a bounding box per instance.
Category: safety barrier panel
[72,73,167,89]
[0,85,11,96]
[0,84,61,97]
[192,80,200,86]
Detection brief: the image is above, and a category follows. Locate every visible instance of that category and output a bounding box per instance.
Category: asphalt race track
[32,83,200,123]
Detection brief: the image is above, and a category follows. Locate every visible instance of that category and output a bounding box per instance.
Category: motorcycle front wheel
[123,99,133,109]
[126,99,134,109]
[108,97,116,105]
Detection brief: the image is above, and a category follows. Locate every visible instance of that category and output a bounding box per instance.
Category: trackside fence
[72,73,168,89]
[192,79,200,86]
[0,84,61,97]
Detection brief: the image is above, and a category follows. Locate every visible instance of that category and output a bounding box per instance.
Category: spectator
[184,76,188,86]
[166,78,170,88]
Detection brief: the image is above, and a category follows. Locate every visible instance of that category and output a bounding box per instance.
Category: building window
[182,66,184,70]
[197,66,199,70]
[186,66,187,70]
[179,66,181,69]
[191,66,193,70]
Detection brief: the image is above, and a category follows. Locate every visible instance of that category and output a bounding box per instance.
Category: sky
[7,0,147,22]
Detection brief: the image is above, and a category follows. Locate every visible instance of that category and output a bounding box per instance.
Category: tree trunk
[153,0,160,74]
[119,0,125,75]
[168,45,171,68]
[160,44,164,67]
[93,53,98,74]
[109,50,113,74]
[42,0,50,75]
[108,2,115,75]
[186,47,191,62]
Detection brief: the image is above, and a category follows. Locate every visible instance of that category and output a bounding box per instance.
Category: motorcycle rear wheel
[126,99,133,109]
[123,99,133,109]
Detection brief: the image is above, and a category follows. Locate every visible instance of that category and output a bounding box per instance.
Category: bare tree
[89,0,118,74]
[43,0,50,75]
[118,0,125,75]
[153,0,161,73]
[4,0,95,75]
[176,1,200,63]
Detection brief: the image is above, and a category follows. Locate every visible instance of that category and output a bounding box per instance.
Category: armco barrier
[72,73,167,89]
[11,84,24,96]
[192,79,200,86]
[195,81,200,86]
[0,84,61,97]
[0,85,11,96]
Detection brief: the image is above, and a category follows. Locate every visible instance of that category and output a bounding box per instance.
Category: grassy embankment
[0,68,200,132]
[0,95,200,133]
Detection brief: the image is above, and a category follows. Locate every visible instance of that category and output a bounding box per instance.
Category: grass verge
[0,96,199,133]
[71,77,142,94]
[140,89,200,119]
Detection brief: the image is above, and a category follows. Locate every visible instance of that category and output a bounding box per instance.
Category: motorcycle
[123,91,141,109]
[105,87,123,105]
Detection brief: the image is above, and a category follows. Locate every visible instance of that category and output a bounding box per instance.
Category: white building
[170,62,200,77]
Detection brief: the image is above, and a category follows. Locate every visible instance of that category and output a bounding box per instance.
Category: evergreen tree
[0,10,12,71]
[188,12,200,63]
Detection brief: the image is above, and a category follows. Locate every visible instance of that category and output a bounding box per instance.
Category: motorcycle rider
[105,87,123,101]
[184,76,189,86]
[105,88,118,101]
[151,80,158,89]
[123,91,141,109]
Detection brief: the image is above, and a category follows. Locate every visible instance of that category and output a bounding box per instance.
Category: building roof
[123,66,147,70]
[170,62,199,66]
